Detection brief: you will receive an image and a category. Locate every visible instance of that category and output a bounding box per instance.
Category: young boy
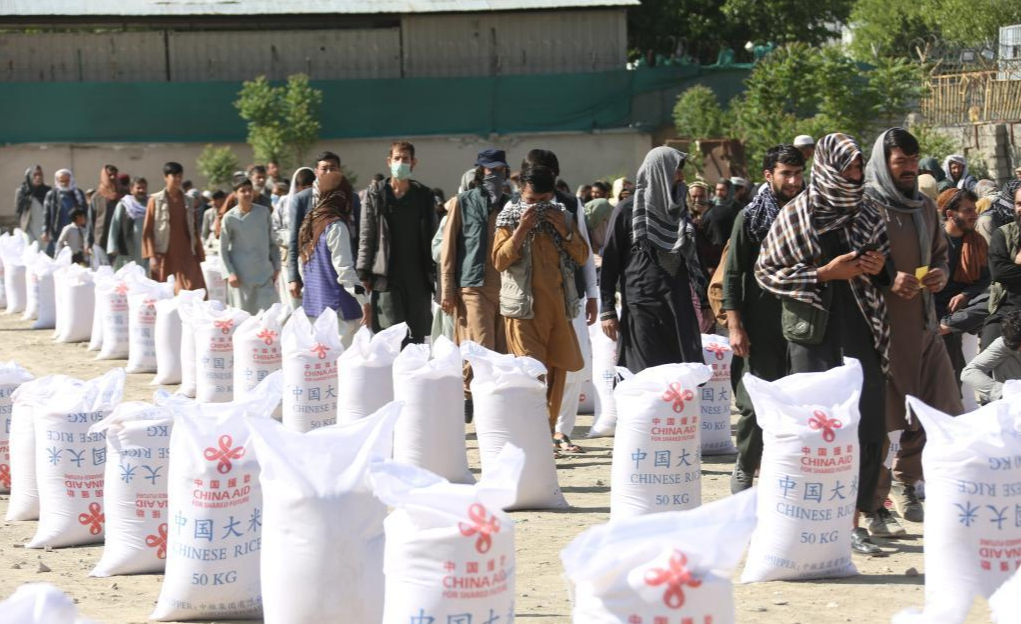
[56,208,89,265]
[961,309,1021,403]
[220,177,280,314]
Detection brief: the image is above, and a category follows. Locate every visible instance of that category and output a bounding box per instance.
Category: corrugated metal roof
[2,0,639,17]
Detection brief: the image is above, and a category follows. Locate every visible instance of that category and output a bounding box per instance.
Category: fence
[922,71,1021,126]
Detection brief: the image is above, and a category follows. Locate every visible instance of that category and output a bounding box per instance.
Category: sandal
[553,435,585,454]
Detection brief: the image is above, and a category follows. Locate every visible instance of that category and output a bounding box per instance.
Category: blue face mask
[390,161,412,181]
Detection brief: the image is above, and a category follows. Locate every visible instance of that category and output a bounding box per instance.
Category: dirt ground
[0,311,994,624]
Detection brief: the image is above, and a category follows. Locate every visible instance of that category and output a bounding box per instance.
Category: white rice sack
[150,373,283,622]
[152,288,206,386]
[89,401,174,577]
[462,341,568,510]
[610,363,712,521]
[0,361,34,494]
[87,266,114,352]
[53,264,95,343]
[201,255,228,305]
[393,335,472,484]
[192,306,251,403]
[578,380,595,415]
[588,322,620,438]
[556,309,593,437]
[1,231,28,314]
[126,280,175,374]
[990,568,1021,624]
[0,232,7,309]
[28,368,125,549]
[5,378,62,521]
[23,247,67,329]
[336,323,406,424]
[562,488,757,624]
[892,394,1021,624]
[700,334,738,455]
[0,583,97,624]
[247,402,402,624]
[95,263,146,360]
[281,307,341,431]
[370,444,524,624]
[176,298,224,397]
[740,359,862,583]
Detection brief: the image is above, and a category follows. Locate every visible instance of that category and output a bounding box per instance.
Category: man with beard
[863,128,963,538]
[940,154,977,192]
[248,164,273,208]
[87,164,122,257]
[756,133,891,555]
[106,176,150,272]
[986,182,1021,348]
[723,144,805,492]
[934,188,987,384]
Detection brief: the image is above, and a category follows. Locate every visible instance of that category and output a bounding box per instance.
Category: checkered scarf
[755,133,891,373]
[743,184,781,244]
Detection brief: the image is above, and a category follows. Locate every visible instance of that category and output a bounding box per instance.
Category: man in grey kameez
[220,178,281,315]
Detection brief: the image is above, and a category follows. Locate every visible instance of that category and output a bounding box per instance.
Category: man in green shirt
[722,144,806,492]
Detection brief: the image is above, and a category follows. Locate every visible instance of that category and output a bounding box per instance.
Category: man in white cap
[793,135,815,162]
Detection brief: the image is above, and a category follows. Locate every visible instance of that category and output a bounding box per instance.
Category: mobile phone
[856,241,880,256]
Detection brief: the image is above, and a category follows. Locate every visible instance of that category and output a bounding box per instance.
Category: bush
[196,145,239,189]
[673,85,731,139]
[235,74,323,171]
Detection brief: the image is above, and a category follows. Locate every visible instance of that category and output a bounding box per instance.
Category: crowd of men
[12,131,1021,555]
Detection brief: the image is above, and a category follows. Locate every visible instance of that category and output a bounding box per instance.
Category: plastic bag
[192,305,251,403]
[150,373,283,622]
[247,402,402,624]
[126,279,175,374]
[740,359,862,583]
[152,288,206,386]
[563,488,757,624]
[94,263,146,360]
[462,341,568,510]
[892,394,1021,624]
[1,230,28,314]
[700,334,738,455]
[392,335,473,484]
[27,368,125,549]
[87,266,114,352]
[370,444,524,624]
[53,263,95,343]
[201,255,228,305]
[281,307,342,431]
[0,583,97,624]
[610,363,712,520]
[234,302,286,416]
[23,246,69,329]
[89,401,174,576]
[588,322,620,438]
[0,361,33,494]
[336,323,406,424]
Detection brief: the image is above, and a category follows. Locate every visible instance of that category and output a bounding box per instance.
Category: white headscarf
[282,167,314,228]
[942,154,968,183]
[54,168,76,193]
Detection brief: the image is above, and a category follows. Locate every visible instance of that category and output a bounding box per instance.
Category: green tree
[721,0,853,47]
[911,124,958,162]
[673,85,731,139]
[927,0,1021,48]
[847,0,930,60]
[234,74,323,170]
[196,144,239,188]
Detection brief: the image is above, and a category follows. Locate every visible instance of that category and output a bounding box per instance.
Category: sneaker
[464,398,474,424]
[891,481,924,523]
[851,527,884,556]
[862,507,907,537]
[730,458,754,494]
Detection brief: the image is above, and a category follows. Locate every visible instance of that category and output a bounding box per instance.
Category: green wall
[0,65,749,144]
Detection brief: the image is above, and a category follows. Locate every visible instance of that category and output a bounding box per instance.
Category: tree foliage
[627,0,853,64]
[234,74,323,170]
[673,44,926,178]
[849,0,1021,59]
[673,86,731,139]
[196,144,239,188]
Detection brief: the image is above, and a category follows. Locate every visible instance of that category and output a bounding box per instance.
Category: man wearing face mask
[722,144,804,493]
[863,127,962,539]
[440,148,511,421]
[357,140,438,344]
